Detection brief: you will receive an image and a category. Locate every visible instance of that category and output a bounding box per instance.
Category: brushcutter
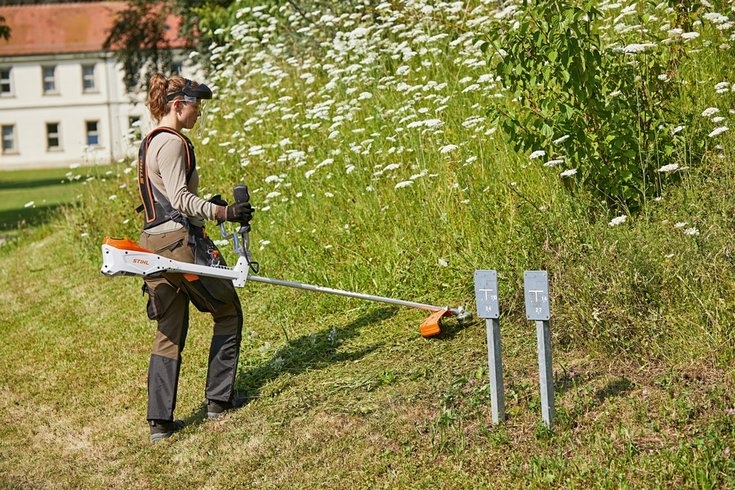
[100,185,471,337]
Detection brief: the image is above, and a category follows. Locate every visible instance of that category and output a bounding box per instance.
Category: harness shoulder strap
[137,127,197,228]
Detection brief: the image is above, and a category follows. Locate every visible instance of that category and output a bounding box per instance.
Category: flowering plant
[483,0,688,211]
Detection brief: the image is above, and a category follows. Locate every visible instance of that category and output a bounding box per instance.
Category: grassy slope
[1,165,735,488]
[3,1,735,488]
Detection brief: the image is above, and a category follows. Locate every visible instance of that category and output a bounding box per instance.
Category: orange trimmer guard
[419,308,450,338]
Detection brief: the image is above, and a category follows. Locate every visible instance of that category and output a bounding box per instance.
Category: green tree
[104,0,180,92]
[0,15,10,41]
[104,0,241,92]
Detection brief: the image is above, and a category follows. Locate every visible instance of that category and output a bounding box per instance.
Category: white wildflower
[702,107,720,117]
[439,144,458,154]
[684,227,700,236]
[553,135,570,145]
[672,125,685,135]
[681,32,700,40]
[658,163,679,173]
[623,43,656,53]
[23,201,35,208]
[108,195,117,200]
[704,12,729,24]
[395,180,414,189]
[715,81,731,94]
[560,168,578,177]
[529,150,546,159]
[709,126,729,137]
[437,258,449,267]
[544,159,565,167]
[674,222,687,228]
[609,215,627,227]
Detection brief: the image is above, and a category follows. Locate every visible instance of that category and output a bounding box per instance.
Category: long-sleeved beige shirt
[144,130,220,233]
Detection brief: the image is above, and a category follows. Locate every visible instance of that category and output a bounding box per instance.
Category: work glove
[209,194,228,207]
[225,201,254,224]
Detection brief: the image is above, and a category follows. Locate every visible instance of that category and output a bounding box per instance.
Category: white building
[0,2,190,170]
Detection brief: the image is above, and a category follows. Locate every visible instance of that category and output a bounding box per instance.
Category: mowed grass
[0,166,109,243]
[2,215,735,488]
[3,1,735,488]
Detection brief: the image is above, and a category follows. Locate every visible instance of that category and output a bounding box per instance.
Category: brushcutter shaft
[246,274,460,315]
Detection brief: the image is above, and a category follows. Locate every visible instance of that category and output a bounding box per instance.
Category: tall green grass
[3,1,735,488]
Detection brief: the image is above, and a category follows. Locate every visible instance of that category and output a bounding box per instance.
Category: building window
[86,120,99,146]
[82,64,96,92]
[46,122,61,150]
[0,67,12,96]
[1,124,16,154]
[42,66,57,94]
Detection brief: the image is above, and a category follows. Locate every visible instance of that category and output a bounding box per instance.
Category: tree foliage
[483,0,689,212]
[104,0,243,92]
[0,16,10,41]
[103,0,181,92]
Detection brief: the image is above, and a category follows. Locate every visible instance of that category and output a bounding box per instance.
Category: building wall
[0,52,175,170]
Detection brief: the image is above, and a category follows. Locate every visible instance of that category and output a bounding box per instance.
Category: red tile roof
[0,2,186,57]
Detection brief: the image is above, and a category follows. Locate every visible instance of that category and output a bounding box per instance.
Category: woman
[137,73,253,443]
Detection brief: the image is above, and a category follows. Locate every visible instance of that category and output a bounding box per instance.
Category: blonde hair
[147,74,203,122]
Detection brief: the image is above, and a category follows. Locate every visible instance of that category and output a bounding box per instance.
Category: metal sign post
[523,270,554,429]
[474,270,504,424]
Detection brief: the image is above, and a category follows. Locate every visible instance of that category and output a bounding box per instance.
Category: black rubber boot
[149,419,185,443]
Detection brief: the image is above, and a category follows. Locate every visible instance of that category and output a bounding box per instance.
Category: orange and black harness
[137,127,197,230]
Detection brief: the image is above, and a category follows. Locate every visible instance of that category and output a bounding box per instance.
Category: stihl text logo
[133,258,150,265]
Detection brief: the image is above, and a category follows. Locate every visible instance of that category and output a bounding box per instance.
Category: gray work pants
[139,226,243,422]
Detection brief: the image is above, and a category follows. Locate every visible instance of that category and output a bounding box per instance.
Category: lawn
[0,165,109,238]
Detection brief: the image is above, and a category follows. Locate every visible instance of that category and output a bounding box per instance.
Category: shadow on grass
[0,178,77,191]
[432,314,478,340]
[183,306,400,424]
[0,203,66,232]
[239,306,399,394]
[554,371,634,430]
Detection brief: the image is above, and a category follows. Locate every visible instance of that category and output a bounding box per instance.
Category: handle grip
[233,184,250,204]
[233,184,251,233]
